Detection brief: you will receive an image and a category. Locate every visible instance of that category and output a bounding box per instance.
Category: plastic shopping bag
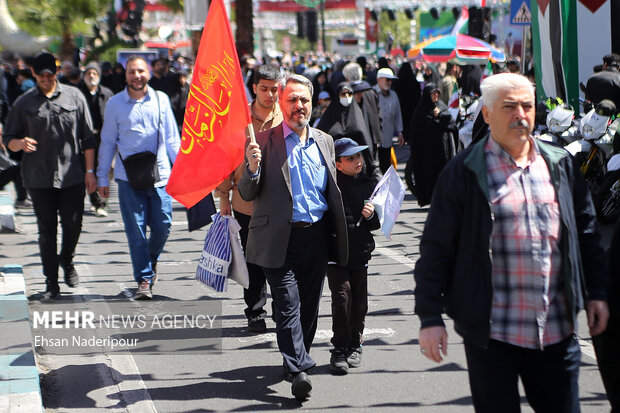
[227,217,250,289]
[196,213,231,292]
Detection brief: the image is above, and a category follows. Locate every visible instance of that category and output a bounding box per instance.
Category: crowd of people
[0,45,618,410]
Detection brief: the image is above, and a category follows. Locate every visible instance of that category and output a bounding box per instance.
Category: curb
[0,187,16,232]
[0,265,44,413]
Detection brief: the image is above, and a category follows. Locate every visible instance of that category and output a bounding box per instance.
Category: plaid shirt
[485,137,572,349]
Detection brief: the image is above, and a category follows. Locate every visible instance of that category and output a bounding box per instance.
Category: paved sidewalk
[0,186,16,232]
[0,264,44,413]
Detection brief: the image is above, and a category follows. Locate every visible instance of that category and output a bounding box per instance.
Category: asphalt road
[0,152,613,412]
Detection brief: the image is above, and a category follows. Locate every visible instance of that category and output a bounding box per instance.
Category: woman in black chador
[408,83,457,207]
[395,61,421,139]
[317,82,376,177]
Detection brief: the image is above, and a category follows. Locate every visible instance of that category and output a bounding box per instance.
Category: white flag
[369,166,406,240]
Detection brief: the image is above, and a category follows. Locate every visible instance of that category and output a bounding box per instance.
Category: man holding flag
[239,74,348,401]
[215,64,283,333]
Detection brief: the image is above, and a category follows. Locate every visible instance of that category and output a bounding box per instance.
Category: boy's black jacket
[336,170,381,269]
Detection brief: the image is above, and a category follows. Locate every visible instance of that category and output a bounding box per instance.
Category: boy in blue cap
[329,137,381,375]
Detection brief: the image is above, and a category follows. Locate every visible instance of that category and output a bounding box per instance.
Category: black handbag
[121,90,161,191]
[0,149,17,172]
[121,151,160,190]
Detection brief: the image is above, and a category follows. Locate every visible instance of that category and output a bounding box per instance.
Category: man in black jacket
[585,53,620,110]
[415,73,609,412]
[4,52,96,301]
[79,62,113,217]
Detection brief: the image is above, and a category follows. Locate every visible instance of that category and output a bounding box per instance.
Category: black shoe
[330,348,349,375]
[60,258,79,288]
[14,199,33,209]
[40,290,60,302]
[347,347,362,368]
[247,316,266,333]
[291,371,312,400]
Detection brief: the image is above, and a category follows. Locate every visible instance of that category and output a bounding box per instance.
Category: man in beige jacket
[215,64,283,333]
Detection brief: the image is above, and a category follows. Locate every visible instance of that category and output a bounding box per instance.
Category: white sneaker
[89,205,97,213]
[95,207,108,217]
[134,281,152,300]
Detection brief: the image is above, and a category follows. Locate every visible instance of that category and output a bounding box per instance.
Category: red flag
[166,0,251,208]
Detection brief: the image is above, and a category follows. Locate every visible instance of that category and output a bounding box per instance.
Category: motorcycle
[594,139,620,224]
[537,105,579,147]
[564,105,618,198]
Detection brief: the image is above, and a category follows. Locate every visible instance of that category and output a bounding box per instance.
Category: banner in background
[532,0,612,110]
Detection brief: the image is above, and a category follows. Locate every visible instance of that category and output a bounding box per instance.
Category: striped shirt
[485,137,572,349]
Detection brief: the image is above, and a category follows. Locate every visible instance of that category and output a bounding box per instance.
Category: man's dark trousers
[262,219,329,374]
[464,336,580,413]
[233,209,267,320]
[29,183,85,292]
[593,320,620,410]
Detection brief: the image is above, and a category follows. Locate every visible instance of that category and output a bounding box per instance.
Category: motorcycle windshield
[546,106,574,133]
[580,109,609,140]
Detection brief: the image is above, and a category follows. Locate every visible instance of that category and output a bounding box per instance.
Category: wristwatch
[86,169,94,174]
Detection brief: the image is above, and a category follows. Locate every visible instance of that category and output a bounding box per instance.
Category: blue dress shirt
[97,87,180,188]
[283,123,328,223]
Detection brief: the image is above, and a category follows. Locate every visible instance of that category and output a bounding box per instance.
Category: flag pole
[247,123,256,143]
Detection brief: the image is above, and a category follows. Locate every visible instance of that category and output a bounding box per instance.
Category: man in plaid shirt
[414,73,610,412]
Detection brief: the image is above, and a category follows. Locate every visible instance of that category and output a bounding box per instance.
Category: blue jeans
[117,180,172,284]
[464,336,581,413]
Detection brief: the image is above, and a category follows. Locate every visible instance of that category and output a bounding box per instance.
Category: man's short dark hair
[603,53,620,68]
[253,64,282,85]
[126,55,148,67]
[151,57,168,67]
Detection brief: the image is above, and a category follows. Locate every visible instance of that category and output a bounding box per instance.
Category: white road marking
[119,282,135,300]
[106,221,189,228]
[578,337,597,360]
[238,328,397,343]
[74,264,157,412]
[375,244,416,269]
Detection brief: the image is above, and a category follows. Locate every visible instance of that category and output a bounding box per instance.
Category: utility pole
[320,0,326,52]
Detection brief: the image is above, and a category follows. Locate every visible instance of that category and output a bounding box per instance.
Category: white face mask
[339,96,352,107]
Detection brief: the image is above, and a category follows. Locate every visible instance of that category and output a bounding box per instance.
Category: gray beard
[290,118,310,129]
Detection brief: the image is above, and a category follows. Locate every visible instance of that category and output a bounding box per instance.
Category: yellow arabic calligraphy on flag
[182,51,236,154]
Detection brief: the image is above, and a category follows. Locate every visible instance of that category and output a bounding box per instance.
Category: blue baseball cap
[334,138,368,158]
